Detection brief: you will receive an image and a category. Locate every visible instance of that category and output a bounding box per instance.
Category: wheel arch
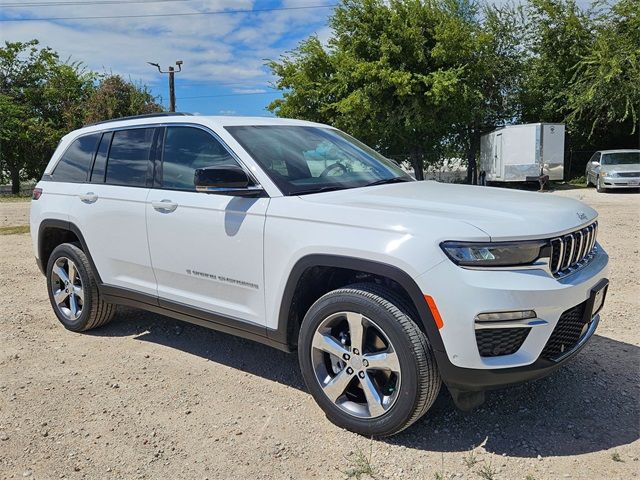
[270,254,446,356]
[37,219,102,283]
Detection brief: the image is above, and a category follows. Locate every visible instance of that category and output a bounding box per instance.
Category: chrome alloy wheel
[311,311,401,419]
[50,257,84,321]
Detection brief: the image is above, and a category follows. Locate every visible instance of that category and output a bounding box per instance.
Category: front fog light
[475,310,537,322]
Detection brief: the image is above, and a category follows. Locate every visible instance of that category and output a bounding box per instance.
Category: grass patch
[0,225,30,235]
[0,194,31,203]
[341,444,377,480]
[568,175,587,186]
[476,462,498,480]
[464,449,480,468]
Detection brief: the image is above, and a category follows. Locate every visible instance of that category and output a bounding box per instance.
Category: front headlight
[440,240,547,267]
[601,169,617,177]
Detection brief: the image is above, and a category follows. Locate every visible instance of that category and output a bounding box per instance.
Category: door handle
[79,192,98,204]
[152,199,178,213]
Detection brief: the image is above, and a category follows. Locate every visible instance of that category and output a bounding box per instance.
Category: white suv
[30,113,609,437]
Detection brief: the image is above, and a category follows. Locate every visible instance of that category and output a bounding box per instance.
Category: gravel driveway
[0,187,638,479]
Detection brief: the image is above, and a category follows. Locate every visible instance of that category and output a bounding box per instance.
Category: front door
[145,125,268,326]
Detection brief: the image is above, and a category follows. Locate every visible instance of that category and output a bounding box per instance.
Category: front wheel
[596,175,607,193]
[298,284,441,437]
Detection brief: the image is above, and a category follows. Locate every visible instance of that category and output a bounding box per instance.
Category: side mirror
[194,165,264,197]
[592,161,600,167]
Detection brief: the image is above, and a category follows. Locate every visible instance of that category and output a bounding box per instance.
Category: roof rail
[84,112,193,127]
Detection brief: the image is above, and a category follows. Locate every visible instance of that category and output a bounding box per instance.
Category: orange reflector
[424,295,444,329]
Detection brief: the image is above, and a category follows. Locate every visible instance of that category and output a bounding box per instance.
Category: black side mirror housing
[194,165,264,197]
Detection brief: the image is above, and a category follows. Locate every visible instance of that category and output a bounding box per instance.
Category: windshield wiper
[364,177,412,187]
[294,185,350,196]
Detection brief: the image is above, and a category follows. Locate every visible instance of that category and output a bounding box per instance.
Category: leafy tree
[0,40,69,193]
[83,75,163,125]
[0,40,163,193]
[268,0,524,181]
[566,0,640,147]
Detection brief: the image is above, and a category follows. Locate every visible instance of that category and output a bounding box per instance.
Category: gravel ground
[0,187,638,480]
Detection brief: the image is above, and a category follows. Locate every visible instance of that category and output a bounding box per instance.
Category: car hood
[299,181,597,240]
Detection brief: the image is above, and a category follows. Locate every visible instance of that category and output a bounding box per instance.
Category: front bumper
[415,245,609,391]
[602,176,640,188]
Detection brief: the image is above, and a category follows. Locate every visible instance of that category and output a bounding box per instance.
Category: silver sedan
[585,149,640,192]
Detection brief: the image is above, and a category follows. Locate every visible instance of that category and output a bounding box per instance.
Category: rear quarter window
[51,133,101,182]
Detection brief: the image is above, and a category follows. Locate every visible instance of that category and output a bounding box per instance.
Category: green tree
[268,0,523,181]
[0,40,75,193]
[84,75,163,125]
[566,0,640,147]
[0,40,163,193]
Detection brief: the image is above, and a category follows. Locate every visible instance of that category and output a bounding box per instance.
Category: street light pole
[147,60,183,112]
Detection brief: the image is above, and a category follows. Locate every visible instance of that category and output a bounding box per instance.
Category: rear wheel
[298,284,440,437]
[46,243,115,332]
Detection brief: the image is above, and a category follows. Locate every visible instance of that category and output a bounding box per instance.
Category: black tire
[46,243,115,332]
[596,175,607,193]
[298,283,441,437]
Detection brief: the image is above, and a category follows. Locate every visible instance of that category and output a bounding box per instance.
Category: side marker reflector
[424,295,444,329]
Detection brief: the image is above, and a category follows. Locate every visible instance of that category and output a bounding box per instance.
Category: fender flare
[269,254,446,356]
[37,219,103,283]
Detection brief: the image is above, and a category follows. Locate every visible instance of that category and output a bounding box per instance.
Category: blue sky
[0,0,335,116]
[0,0,596,117]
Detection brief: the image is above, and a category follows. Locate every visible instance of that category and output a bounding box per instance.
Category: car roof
[71,114,329,138]
[598,149,640,154]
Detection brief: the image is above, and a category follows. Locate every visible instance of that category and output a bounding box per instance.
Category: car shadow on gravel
[391,335,639,458]
[92,308,638,458]
[90,307,306,389]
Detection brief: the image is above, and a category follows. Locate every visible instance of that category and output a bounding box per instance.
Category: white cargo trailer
[479,123,565,182]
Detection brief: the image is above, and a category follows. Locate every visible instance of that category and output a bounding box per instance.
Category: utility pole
[147,60,183,112]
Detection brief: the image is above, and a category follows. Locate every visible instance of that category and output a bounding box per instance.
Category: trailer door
[494,133,503,178]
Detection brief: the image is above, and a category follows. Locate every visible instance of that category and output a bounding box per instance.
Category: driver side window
[160,127,238,191]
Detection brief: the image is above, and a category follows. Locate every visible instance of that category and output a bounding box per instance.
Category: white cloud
[0,1,332,88]
[231,88,267,94]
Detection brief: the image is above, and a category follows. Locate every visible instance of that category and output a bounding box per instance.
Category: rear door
[146,125,268,325]
[71,127,159,296]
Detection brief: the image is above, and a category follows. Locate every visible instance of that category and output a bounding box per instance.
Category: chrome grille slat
[573,231,583,264]
[550,221,598,278]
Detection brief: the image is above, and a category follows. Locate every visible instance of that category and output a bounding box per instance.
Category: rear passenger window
[52,134,100,182]
[106,128,155,187]
[161,127,237,191]
[90,132,112,184]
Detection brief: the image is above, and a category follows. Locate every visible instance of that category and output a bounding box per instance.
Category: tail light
[32,188,43,200]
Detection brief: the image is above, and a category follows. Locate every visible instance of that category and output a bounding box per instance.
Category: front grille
[617,172,640,178]
[549,221,598,276]
[540,301,588,360]
[476,328,530,357]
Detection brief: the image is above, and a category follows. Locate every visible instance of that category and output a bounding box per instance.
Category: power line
[0,4,338,21]
[1,0,191,7]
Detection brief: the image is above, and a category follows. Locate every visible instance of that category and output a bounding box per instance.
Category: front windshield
[601,152,640,165]
[225,125,412,195]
